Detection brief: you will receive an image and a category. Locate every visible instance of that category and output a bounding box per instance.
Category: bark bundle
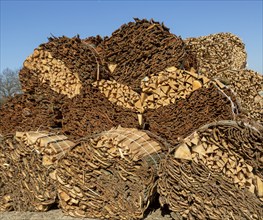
[0,131,74,211]
[53,127,165,219]
[98,18,197,90]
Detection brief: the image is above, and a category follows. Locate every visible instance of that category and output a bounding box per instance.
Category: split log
[172,120,263,200]
[185,32,247,75]
[145,84,239,146]
[53,127,166,219]
[98,18,196,90]
[158,154,263,219]
[20,36,109,97]
[0,131,74,211]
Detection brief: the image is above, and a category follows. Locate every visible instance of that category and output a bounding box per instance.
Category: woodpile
[98,18,196,90]
[0,91,65,135]
[185,32,247,75]
[61,86,139,140]
[0,131,74,211]
[158,155,263,219]
[20,36,110,97]
[145,84,239,146]
[53,127,165,219]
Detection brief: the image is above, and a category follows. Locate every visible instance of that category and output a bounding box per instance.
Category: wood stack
[98,18,197,90]
[0,91,65,136]
[61,86,139,140]
[20,36,110,97]
[185,32,247,75]
[158,155,263,219]
[210,69,262,122]
[53,127,165,219]
[145,84,239,146]
[0,131,74,211]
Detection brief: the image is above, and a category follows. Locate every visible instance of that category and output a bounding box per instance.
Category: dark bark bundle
[98,18,197,90]
[158,156,263,219]
[0,131,74,212]
[145,84,239,146]
[0,89,65,135]
[61,86,139,140]
[185,32,247,75]
[53,127,164,219]
[20,36,109,98]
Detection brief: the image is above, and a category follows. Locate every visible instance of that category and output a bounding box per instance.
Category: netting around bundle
[53,127,166,219]
[0,131,74,211]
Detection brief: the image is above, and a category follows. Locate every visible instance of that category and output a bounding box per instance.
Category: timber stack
[0,18,262,219]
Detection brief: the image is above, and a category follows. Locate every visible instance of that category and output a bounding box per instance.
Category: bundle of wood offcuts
[0,18,262,220]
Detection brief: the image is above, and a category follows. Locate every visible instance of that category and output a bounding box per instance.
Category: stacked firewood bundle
[145,84,239,146]
[0,131,74,211]
[158,120,263,219]
[185,33,262,122]
[185,32,247,75]
[53,127,166,219]
[0,91,65,135]
[98,18,197,90]
[20,36,110,98]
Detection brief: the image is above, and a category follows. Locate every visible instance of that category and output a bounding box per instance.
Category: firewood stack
[20,36,110,98]
[98,18,197,90]
[61,86,139,139]
[158,120,263,219]
[0,131,74,211]
[145,84,239,146]
[53,127,165,219]
[185,32,247,76]
[0,91,65,135]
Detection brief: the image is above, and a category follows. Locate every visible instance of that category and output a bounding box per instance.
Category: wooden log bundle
[145,84,239,146]
[0,91,65,135]
[158,155,263,219]
[53,127,165,219]
[209,69,262,122]
[0,131,74,211]
[20,36,109,97]
[157,120,263,219]
[61,86,139,139]
[185,32,247,76]
[98,18,197,90]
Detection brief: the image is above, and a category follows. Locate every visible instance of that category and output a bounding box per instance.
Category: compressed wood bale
[209,69,262,122]
[20,36,110,98]
[0,89,66,136]
[53,127,166,219]
[158,153,263,219]
[98,18,197,90]
[0,131,74,212]
[185,32,247,75]
[172,120,263,200]
[61,86,139,140]
[145,84,239,146]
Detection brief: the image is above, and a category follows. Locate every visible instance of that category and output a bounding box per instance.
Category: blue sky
[1,0,262,73]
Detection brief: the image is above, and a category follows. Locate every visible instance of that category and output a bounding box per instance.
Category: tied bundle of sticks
[0,91,65,135]
[61,86,139,140]
[158,120,263,219]
[185,32,247,76]
[0,131,74,211]
[145,83,240,146]
[94,67,211,113]
[52,127,166,219]
[98,18,197,90]
[20,35,109,98]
